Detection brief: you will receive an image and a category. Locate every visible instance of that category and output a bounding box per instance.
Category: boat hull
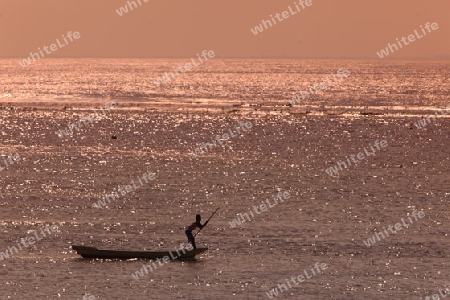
[71,245,208,260]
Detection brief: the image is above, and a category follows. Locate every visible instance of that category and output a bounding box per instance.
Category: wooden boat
[71,245,208,260]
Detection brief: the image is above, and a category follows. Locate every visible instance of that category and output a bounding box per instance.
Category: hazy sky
[1,0,449,59]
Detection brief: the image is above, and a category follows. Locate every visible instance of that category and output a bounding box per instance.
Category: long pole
[181,207,220,250]
[193,207,219,238]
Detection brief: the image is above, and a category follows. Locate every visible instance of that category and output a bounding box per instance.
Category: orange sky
[1,0,449,59]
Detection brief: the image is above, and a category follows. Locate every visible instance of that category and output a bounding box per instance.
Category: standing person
[185,214,208,249]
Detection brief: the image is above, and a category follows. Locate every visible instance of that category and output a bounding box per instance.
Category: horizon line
[5,56,450,60]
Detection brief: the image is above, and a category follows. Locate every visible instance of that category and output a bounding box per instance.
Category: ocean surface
[1,59,449,108]
[0,59,449,300]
